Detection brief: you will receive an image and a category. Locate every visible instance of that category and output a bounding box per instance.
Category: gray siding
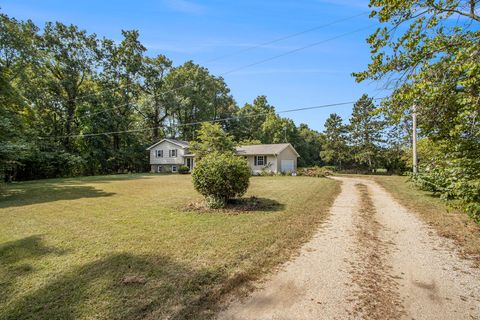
[149,141,186,165]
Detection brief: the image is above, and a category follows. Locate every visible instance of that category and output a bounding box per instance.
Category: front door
[186,158,192,170]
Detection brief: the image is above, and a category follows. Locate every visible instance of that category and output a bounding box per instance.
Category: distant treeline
[1,11,410,182]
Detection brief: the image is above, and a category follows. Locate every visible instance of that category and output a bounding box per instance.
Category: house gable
[146,138,189,151]
[149,139,188,166]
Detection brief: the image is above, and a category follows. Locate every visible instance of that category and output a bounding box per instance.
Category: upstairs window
[156,150,163,158]
[169,149,177,157]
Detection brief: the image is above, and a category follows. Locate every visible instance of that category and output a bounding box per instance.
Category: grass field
[0,174,340,320]
[369,175,480,266]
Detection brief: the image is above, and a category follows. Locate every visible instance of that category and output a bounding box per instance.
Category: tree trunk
[64,99,76,151]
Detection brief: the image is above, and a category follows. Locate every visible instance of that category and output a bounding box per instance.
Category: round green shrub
[192,152,250,208]
[178,165,190,174]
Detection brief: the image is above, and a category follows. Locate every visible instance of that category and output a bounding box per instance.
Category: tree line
[2,0,479,220]
[1,11,408,183]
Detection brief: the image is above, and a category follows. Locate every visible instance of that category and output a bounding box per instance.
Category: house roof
[146,138,189,150]
[147,140,299,157]
[235,143,299,157]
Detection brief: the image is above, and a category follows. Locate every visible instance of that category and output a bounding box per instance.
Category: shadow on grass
[0,184,115,209]
[227,197,285,212]
[0,174,162,208]
[186,196,285,213]
[1,251,249,320]
[60,173,155,184]
[0,236,67,306]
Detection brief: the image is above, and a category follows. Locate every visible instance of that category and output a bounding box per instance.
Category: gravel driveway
[218,176,480,320]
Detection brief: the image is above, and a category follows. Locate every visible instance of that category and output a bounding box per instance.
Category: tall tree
[349,94,384,170]
[189,123,235,159]
[0,13,38,181]
[295,124,323,167]
[232,95,275,142]
[163,61,237,140]
[37,22,99,151]
[320,113,349,169]
[94,30,146,172]
[260,113,297,144]
[140,54,172,142]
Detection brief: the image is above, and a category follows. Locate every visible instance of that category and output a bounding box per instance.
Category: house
[146,139,299,174]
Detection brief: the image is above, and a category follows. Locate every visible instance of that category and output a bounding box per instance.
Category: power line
[47,98,384,139]
[220,24,375,75]
[61,11,369,105]
[203,11,368,64]
[77,22,377,119]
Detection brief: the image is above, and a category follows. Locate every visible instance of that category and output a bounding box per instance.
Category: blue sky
[1,0,389,131]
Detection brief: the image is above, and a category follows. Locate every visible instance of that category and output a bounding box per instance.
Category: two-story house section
[146,139,194,173]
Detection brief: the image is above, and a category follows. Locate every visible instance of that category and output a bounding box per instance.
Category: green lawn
[369,175,480,266]
[0,174,340,320]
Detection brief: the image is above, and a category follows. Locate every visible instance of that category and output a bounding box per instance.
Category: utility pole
[283,126,287,143]
[412,104,418,174]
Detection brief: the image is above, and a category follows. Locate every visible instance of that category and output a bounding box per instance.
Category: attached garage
[235,143,300,174]
[281,159,295,173]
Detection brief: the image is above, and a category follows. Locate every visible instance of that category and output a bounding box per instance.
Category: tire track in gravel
[218,177,480,320]
[348,183,405,319]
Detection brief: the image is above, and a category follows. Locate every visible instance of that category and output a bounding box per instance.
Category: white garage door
[281,160,294,172]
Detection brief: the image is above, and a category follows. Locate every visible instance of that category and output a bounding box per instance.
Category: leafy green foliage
[355,0,480,220]
[192,152,250,208]
[320,113,349,169]
[163,61,237,140]
[178,165,190,174]
[189,123,236,159]
[411,140,480,222]
[348,94,385,171]
[231,95,274,142]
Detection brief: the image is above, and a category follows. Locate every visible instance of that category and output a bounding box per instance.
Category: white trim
[277,144,300,157]
[146,139,188,150]
[172,165,177,173]
[169,149,178,157]
[255,155,265,166]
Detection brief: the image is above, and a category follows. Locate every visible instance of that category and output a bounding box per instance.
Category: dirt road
[218,176,480,320]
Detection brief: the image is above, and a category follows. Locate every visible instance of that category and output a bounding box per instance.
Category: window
[255,155,265,166]
[169,149,177,157]
[172,165,177,173]
[157,165,163,173]
[156,150,163,158]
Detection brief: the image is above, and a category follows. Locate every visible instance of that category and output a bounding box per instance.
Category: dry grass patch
[0,174,340,319]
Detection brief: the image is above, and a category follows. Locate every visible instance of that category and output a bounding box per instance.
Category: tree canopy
[355,0,480,220]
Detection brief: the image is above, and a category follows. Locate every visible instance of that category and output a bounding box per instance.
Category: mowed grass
[0,174,340,320]
[369,175,480,266]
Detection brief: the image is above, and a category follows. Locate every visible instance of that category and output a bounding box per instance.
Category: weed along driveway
[219,176,480,320]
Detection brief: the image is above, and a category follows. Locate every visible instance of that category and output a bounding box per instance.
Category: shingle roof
[235,143,299,156]
[167,139,189,147]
